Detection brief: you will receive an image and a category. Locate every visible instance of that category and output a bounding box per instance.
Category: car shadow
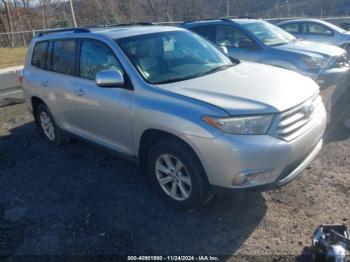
[324,81,350,144]
[0,121,267,256]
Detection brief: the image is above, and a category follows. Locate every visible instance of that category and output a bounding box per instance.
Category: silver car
[278,18,350,52]
[181,19,350,88]
[22,25,326,210]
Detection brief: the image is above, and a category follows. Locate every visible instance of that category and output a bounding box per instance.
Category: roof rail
[94,22,154,28]
[36,28,90,37]
[222,15,257,19]
[180,17,222,25]
[181,16,257,24]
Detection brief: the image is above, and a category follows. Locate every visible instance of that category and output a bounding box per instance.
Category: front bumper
[183,103,327,189]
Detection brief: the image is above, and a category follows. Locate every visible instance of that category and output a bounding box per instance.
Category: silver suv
[22,25,327,210]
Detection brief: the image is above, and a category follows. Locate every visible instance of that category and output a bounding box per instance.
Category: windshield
[116,30,233,84]
[243,21,296,46]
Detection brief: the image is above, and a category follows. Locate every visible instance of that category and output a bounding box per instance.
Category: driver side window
[80,39,123,81]
[216,26,254,48]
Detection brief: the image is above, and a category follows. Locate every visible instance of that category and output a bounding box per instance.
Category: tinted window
[307,23,333,35]
[52,40,77,75]
[80,40,123,80]
[281,23,300,33]
[190,25,216,42]
[216,26,254,48]
[32,41,49,69]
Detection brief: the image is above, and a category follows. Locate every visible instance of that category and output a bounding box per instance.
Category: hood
[275,40,345,57]
[158,62,319,115]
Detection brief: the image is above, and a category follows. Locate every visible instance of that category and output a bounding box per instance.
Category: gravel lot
[0,84,349,259]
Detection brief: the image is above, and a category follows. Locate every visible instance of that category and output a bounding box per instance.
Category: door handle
[75,88,85,96]
[41,80,49,87]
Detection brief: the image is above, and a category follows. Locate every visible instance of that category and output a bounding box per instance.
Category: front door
[302,22,334,44]
[73,39,134,156]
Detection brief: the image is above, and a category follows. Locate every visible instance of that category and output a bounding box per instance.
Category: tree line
[1,0,350,47]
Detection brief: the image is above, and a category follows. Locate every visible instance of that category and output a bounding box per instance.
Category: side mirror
[237,39,256,49]
[219,45,228,54]
[95,70,124,87]
[325,30,333,36]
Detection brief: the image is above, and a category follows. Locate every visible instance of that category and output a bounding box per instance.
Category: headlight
[202,115,274,135]
[302,56,329,70]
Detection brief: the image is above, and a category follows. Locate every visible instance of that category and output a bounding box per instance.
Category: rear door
[73,39,134,155]
[45,39,79,131]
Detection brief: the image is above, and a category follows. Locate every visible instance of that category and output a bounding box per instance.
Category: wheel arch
[137,129,206,177]
[31,96,46,123]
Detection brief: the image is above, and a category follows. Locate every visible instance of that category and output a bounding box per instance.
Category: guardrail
[0,65,24,107]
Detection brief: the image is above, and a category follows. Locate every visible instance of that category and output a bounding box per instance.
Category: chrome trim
[276,95,323,141]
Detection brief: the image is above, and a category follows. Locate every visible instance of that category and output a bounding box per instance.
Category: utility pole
[226,0,230,17]
[286,0,291,17]
[69,0,77,28]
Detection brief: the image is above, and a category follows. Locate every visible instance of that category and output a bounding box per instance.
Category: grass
[0,48,27,69]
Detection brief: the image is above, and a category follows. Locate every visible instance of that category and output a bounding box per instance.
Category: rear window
[51,40,77,76]
[281,23,300,34]
[31,41,49,69]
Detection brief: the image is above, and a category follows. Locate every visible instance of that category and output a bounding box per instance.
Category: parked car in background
[278,18,350,52]
[340,22,350,31]
[181,18,350,87]
[22,25,326,210]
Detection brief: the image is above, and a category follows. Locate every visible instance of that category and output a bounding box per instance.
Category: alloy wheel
[40,111,56,141]
[155,154,192,201]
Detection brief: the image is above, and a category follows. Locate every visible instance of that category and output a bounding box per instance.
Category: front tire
[35,104,70,146]
[148,137,212,211]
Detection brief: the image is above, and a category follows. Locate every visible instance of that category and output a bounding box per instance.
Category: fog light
[231,168,272,186]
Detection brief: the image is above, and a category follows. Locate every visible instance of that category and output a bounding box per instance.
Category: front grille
[276,95,323,141]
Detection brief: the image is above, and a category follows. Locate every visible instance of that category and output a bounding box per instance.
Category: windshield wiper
[155,64,235,85]
[195,64,236,78]
[271,38,301,47]
[155,76,196,84]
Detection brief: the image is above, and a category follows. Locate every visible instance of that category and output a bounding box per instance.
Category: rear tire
[35,104,70,146]
[147,137,213,211]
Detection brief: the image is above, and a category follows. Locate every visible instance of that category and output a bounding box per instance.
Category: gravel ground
[0,86,349,260]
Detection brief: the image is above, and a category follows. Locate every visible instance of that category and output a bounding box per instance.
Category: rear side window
[190,25,216,42]
[52,40,77,76]
[281,23,300,34]
[80,40,123,80]
[31,41,49,69]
